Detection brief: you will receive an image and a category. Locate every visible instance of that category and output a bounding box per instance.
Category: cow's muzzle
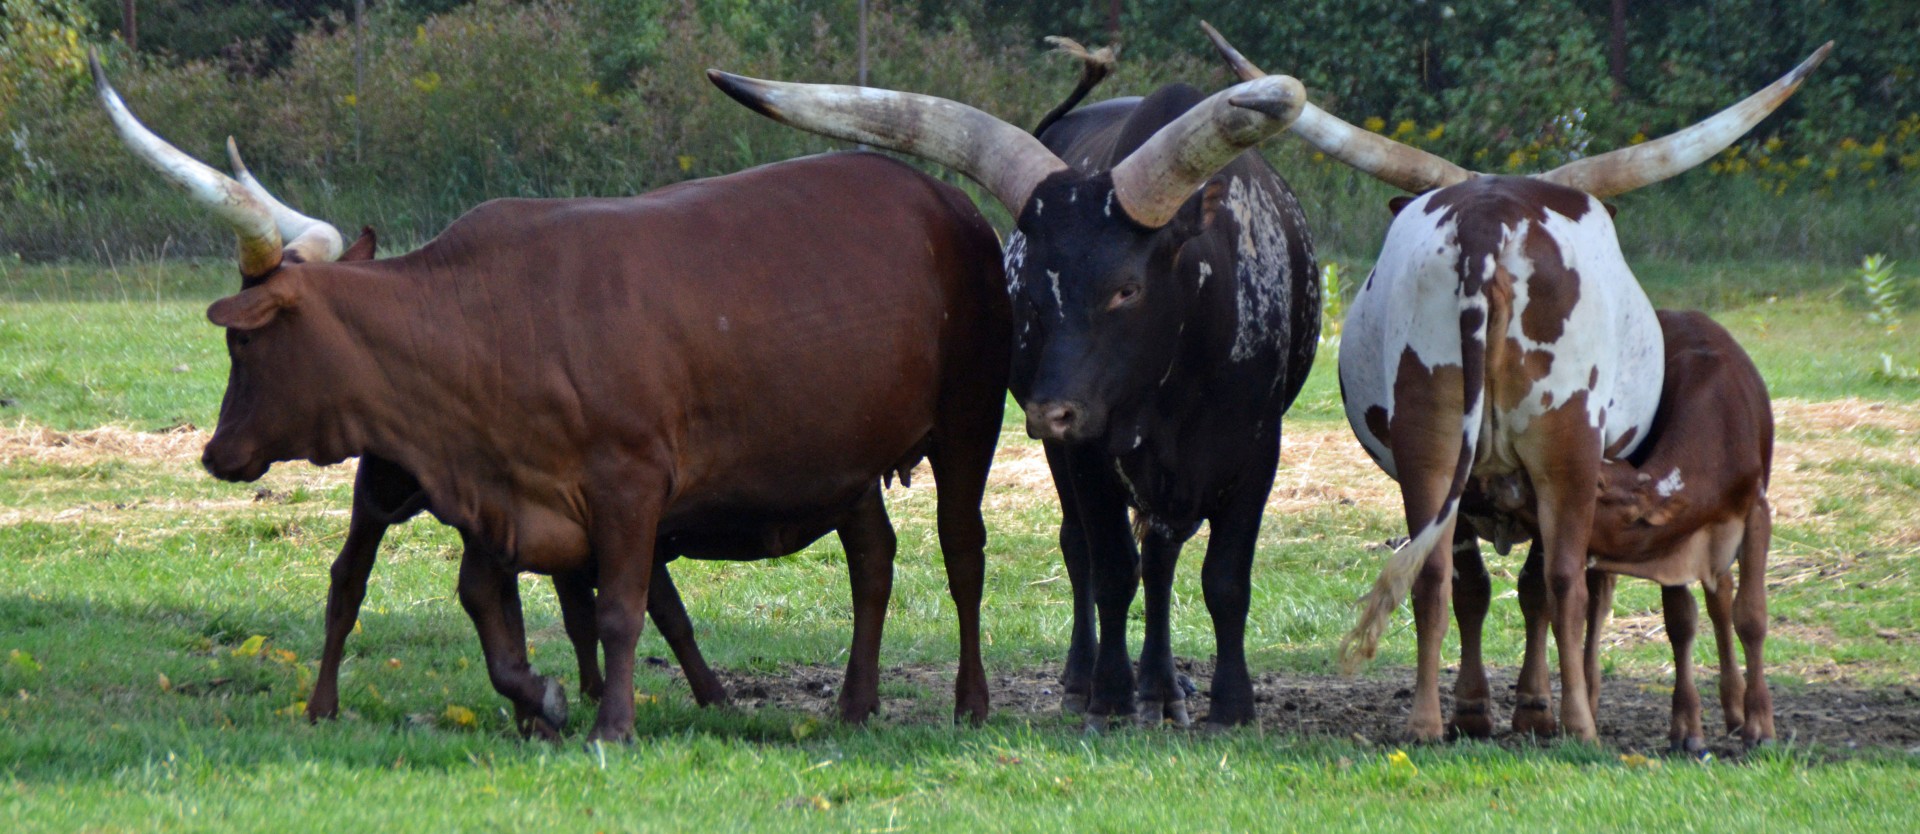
[201,436,270,482]
[1024,399,1096,443]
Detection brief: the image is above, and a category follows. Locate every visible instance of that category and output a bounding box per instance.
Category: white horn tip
[225,137,251,178]
[1793,42,1836,82]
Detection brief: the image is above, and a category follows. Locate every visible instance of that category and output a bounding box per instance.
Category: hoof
[1512,700,1558,738]
[1135,699,1194,729]
[1175,673,1199,699]
[1061,693,1089,716]
[1447,701,1494,740]
[1669,735,1708,758]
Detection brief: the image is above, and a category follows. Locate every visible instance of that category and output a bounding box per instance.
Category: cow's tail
[1337,258,1494,674]
[1031,36,1116,137]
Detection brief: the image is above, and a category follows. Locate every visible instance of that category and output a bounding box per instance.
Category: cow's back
[376,152,1007,557]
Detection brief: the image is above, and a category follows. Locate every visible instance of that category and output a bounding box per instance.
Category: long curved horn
[225,139,344,264]
[707,70,1068,216]
[1536,42,1833,198]
[1108,74,1308,228]
[90,52,285,278]
[1201,21,1475,194]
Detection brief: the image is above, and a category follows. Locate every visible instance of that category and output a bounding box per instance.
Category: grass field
[2,256,1917,830]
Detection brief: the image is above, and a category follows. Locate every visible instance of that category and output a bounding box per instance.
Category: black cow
[711,41,1320,727]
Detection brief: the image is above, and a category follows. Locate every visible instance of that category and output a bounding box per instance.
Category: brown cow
[94,56,1010,741]
[1568,310,1774,751]
[1199,24,1824,741]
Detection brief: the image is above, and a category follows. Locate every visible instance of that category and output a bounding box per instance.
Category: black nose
[1025,400,1083,441]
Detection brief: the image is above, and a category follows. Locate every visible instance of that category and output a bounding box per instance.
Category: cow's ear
[340,226,378,261]
[1388,195,1416,216]
[1173,179,1228,238]
[208,281,299,331]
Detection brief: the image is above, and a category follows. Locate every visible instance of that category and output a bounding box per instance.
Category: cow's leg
[455,543,567,739]
[1513,547,1557,736]
[307,490,393,722]
[1448,529,1494,740]
[1195,446,1277,728]
[1064,446,1140,723]
[930,403,1001,725]
[1583,569,1617,720]
[585,491,666,744]
[834,484,896,724]
[1044,441,1098,715]
[1704,565,1742,734]
[1407,513,1460,742]
[1525,433,1602,743]
[645,559,728,707]
[1662,583,1706,755]
[551,569,604,702]
[1734,502,1774,745]
[1134,526,1191,727]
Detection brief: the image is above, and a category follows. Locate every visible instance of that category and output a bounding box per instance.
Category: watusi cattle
[94,54,1011,742]
[1546,310,1774,751]
[1203,23,1825,741]
[709,39,1321,728]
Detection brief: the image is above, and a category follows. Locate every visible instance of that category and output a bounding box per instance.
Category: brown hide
[1588,309,1772,566]
[201,152,1011,738]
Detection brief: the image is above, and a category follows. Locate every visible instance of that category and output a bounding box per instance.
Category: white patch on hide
[1655,468,1685,498]
[1223,176,1292,362]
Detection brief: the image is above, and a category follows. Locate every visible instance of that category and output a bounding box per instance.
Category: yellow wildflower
[1838,137,1858,151]
[1629,131,1647,145]
[1386,749,1419,776]
[342,93,358,107]
[677,154,694,172]
[1823,166,1839,180]
[412,71,442,94]
[1425,124,1445,141]
[1362,116,1386,133]
[443,704,477,727]
[1393,120,1416,138]
[1763,136,1782,153]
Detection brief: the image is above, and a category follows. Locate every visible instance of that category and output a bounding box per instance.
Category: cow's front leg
[1583,570,1618,720]
[1068,449,1140,724]
[584,490,665,744]
[834,485,896,723]
[455,541,566,739]
[1448,529,1495,740]
[308,491,394,722]
[1197,455,1277,729]
[1044,441,1098,715]
[1135,525,1191,727]
[1662,584,1707,755]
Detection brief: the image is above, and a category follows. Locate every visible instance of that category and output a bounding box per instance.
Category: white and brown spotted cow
[1203,23,1827,741]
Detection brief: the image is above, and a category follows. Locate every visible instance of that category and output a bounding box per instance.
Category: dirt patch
[686,660,1920,758]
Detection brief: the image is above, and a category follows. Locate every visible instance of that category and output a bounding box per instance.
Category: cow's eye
[1108,284,1142,310]
[232,333,252,348]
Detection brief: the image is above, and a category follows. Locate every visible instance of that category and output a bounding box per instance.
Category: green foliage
[1318,261,1344,349]
[1859,253,1920,382]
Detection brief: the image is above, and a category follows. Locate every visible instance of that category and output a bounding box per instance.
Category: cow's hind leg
[1513,548,1557,737]
[930,398,1002,724]
[834,484,896,723]
[584,487,668,743]
[1734,502,1774,745]
[1523,429,1602,743]
[1448,529,1494,740]
[1663,584,1707,755]
[1135,525,1194,727]
[645,560,728,707]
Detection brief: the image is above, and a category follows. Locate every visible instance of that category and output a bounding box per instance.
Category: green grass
[2,258,1918,830]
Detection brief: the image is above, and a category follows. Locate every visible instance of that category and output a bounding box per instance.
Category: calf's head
[707,68,1306,446]
[92,53,373,481]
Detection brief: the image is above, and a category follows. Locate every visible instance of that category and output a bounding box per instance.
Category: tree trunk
[1107,0,1120,41]
[122,0,137,52]
[1609,0,1628,100]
